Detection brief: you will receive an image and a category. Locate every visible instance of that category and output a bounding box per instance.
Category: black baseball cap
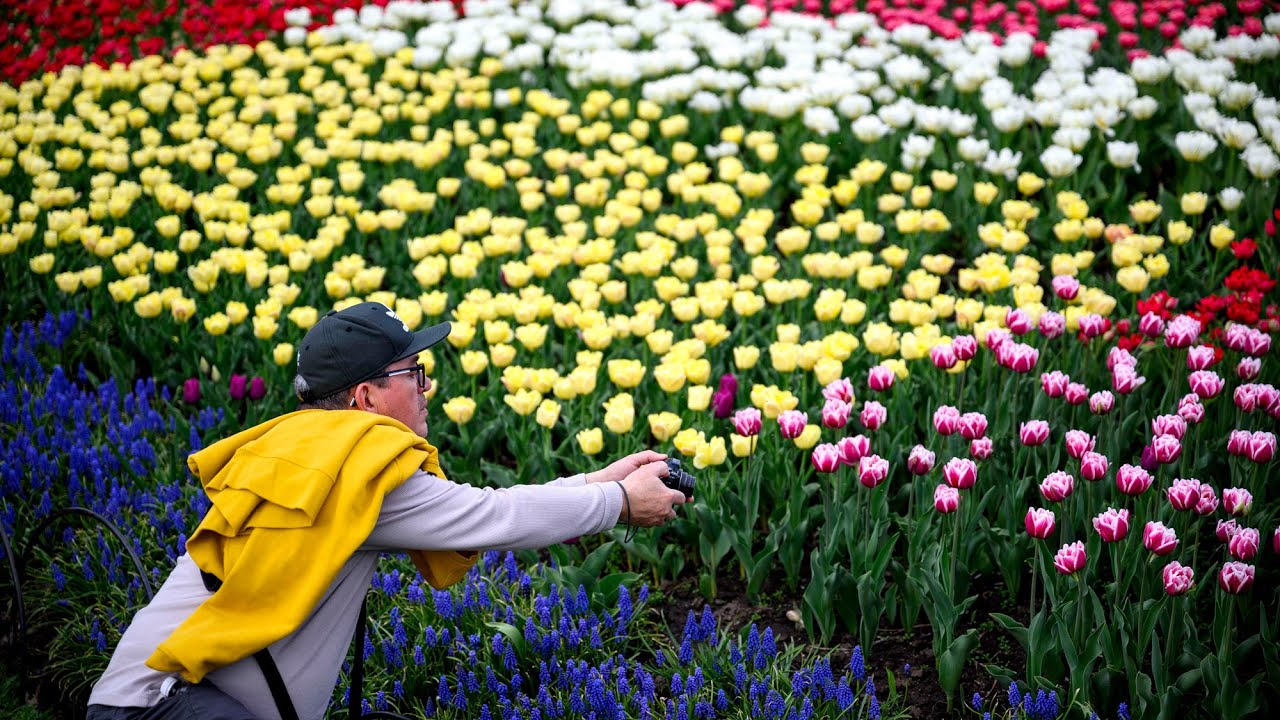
[296,302,451,402]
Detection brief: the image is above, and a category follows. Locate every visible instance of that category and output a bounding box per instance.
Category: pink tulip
[1227,430,1252,456]
[1188,370,1224,399]
[1079,314,1107,338]
[1025,507,1056,539]
[943,457,977,489]
[930,343,958,369]
[1038,311,1065,339]
[1258,385,1280,415]
[1223,488,1253,516]
[1138,311,1165,337]
[1195,484,1219,516]
[1053,541,1086,575]
[248,376,266,401]
[822,378,854,403]
[1064,430,1095,459]
[1143,521,1179,556]
[1273,526,1280,554]
[1003,344,1039,373]
[1186,345,1217,371]
[1092,507,1130,543]
[907,445,935,475]
[836,435,870,467]
[1108,347,1138,371]
[985,328,1011,352]
[858,454,889,488]
[1237,357,1261,380]
[1006,308,1033,336]
[1162,561,1195,596]
[867,366,895,392]
[1052,274,1079,300]
[182,378,201,404]
[1151,414,1187,440]
[733,408,762,437]
[1020,420,1050,446]
[958,412,987,440]
[1247,431,1276,463]
[860,401,887,431]
[1117,464,1153,496]
[1040,471,1075,502]
[1112,365,1146,394]
[933,485,960,514]
[969,436,993,460]
[1234,384,1258,413]
[1151,434,1182,465]
[1225,323,1250,352]
[811,443,842,473]
[1217,519,1241,542]
[1243,328,1271,356]
[1164,315,1202,349]
[1166,478,1202,511]
[1089,391,1114,415]
[229,374,248,400]
[933,405,960,435]
[1218,561,1255,594]
[1041,371,1070,398]
[952,335,977,361]
[1080,451,1109,482]
[1061,383,1088,406]
[821,398,852,429]
[777,410,808,439]
[1228,528,1260,561]
[1177,394,1205,424]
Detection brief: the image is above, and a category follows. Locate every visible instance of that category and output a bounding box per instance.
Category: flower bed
[1,0,1279,717]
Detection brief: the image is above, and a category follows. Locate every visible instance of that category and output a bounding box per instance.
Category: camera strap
[200,570,300,720]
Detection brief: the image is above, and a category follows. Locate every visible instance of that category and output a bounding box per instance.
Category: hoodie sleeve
[364,470,623,552]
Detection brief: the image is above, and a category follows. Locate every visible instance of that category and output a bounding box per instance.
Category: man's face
[368,357,433,437]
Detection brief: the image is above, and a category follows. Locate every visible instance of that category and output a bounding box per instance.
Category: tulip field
[3,0,1280,718]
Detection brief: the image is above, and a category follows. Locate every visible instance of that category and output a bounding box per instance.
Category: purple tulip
[182,378,201,404]
[249,376,267,401]
[229,374,248,400]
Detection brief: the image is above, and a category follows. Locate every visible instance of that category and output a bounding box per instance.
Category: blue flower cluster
[349,550,887,719]
[2,312,220,651]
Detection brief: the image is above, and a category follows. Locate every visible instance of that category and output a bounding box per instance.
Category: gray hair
[293,371,391,410]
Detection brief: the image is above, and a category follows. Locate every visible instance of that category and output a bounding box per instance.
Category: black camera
[663,458,696,499]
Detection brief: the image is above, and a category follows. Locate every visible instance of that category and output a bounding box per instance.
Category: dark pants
[86,681,258,720]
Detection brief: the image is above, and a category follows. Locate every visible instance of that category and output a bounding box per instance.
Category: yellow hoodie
[146,409,476,682]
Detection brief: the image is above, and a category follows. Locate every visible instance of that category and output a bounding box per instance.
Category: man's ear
[351,384,372,411]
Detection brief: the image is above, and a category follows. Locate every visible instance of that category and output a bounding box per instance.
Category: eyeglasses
[369,363,429,393]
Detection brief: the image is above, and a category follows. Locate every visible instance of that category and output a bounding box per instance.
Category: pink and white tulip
[933,485,960,514]
[1228,528,1260,561]
[1041,371,1070,398]
[1064,430,1095,459]
[1217,519,1241,542]
[1188,370,1224,399]
[1006,308,1033,335]
[1093,508,1130,543]
[811,443,842,473]
[858,454,889,488]
[1089,391,1114,415]
[1025,507,1056,539]
[1040,471,1075,502]
[1237,357,1261,380]
[907,445,935,475]
[1064,382,1089,405]
[1019,420,1050,446]
[1164,315,1202,349]
[1079,314,1107,338]
[1177,394,1205,424]
[1053,541,1086,575]
[836,435,871,467]
[821,398,852,429]
[1218,562,1255,594]
[933,405,960,435]
[1138,311,1165,337]
[970,436,993,460]
[1038,311,1065,339]
[1162,561,1195,596]
[958,412,988,440]
[943,457,977,490]
[859,401,887,431]
[1152,414,1187,440]
[930,343,958,369]
[1195,484,1219,516]
[1080,451,1109,482]
[1186,345,1217,371]
[1052,275,1079,300]
[1247,431,1275,463]
[1143,521,1179,556]
[867,366,895,392]
[1112,364,1146,394]
[952,335,977,361]
[733,407,762,437]
[1223,488,1253,516]
[822,377,855,403]
[1166,478,1202,511]
[1117,464,1154,496]
[1150,433,1182,464]
[777,410,808,439]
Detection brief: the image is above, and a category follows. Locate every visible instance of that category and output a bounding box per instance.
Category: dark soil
[658,567,1027,717]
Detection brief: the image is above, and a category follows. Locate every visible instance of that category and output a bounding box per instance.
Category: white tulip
[1176,131,1218,162]
[901,134,936,160]
[992,106,1026,133]
[878,101,914,129]
[958,137,990,162]
[1040,145,1083,178]
[1180,26,1216,53]
[1106,141,1140,171]
[1128,96,1158,121]
[1241,142,1280,180]
[981,148,1022,181]
[1052,126,1092,153]
[1129,56,1171,84]
[837,94,873,119]
[283,7,312,27]
[689,91,722,113]
[1218,187,1244,211]
[735,5,767,28]
[1218,119,1259,150]
[851,116,890,143]
[803,106,841,136]
[283,27,307,46]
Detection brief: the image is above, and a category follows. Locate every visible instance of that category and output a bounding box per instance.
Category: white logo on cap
[386,309,409,333]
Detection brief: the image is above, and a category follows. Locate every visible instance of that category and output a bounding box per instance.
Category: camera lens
[663,458,695,499]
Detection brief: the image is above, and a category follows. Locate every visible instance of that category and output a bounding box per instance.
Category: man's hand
[617,461,688,527]
[585,449,668,485]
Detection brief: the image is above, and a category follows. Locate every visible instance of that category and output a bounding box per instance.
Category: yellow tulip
[648,412,683,442]
[504,389,542,416]
[273,343,294,367]
[793,425,822,450]
[973,182,998,205]
[252,315,278,340]
[734,345,760,370]
[1180,192,1208,216]
[687,385,713,411]
[730,433,757,458]
[672,428,704,458]
[577,428,604,455]
[694,437,727,469]
[535,399,561,429]
[1209,224,1235,250]
[134,292,163,319]
[203,313,230,336]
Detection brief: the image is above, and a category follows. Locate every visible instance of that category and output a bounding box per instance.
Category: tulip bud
[1025,507,1056,539]
[1053,541,1086,575]
[1166,478,1201,511]
[1080,451,1109,482]
[1218,561,1255,594]
[1040,471,1075,502]
[933,405,960,435]
[1228,528,1260,561]
[933,485,960,514]
[248,376,266,401]
[777,410,808,439]
[1092,508,1130,542]
[907,445,935,475]
[837,435,871,467]
[969,436,993,460]
[1064,430,1095,459]
[1116,464,1153,496]
[229,374,248,400]
[943,457,977,490]
[1223,487,1253,516]
[958,412,987,440]
[1143,521,1178,555]
[867,365,896,392]
[811,443,842,473]
[733,408,762,437]
[1064,382,1089,405]
[1020,420,1050,446]
[1089,391,1114,415]
[860,401,887,431]
[1041,371,1070,398]
[1162,561,1194,596]
[858,454,889,488]
[182,378,201,404]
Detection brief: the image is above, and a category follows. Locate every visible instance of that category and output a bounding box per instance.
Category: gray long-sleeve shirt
[87,470,623,719]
